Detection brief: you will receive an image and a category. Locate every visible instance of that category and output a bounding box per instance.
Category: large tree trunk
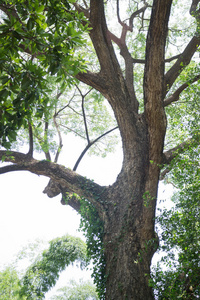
[99,116,160,299]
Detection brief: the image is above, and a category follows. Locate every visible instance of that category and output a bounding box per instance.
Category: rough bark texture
[0,0,199,299]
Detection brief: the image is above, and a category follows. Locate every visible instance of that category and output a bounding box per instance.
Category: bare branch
[54,90,76,117]
[53,116,63,163]
[73,126,118,171]
[116,0,124,27]
[128,4,149,31]
[43,121,51,161]
[164,37,200,93]
[132,58,145,64]
[160,136,198,180]
[164,74,200,106]
[76,85,92,144]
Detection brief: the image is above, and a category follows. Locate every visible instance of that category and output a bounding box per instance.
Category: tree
[0,0,200,299]
[50,279,99,300]
[0,266,23,300]
[0,235,96,299]
[19,235,88,299]
[151,147,200,299]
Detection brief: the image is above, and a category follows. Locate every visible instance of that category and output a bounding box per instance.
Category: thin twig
[53,115,63,163]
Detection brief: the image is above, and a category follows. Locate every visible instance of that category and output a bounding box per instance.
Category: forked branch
[164,36,200,93]
[73,126,118,171]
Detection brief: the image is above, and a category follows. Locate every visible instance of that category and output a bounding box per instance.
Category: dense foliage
[0,0,88,148]
[0,266,24,300]
[151,146,200,299]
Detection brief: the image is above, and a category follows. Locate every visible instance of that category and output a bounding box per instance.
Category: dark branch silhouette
[73,126,118,171]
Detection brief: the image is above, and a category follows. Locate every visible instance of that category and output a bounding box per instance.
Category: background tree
[0,235,98,299]
[151,147,200,299]
[0,266,24,300]
[50,279,99,300]
[0,0,200,299]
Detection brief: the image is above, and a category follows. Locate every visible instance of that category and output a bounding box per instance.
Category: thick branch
[76,71,107,96]
[190,0,200,19]
[89,0,120,74]
[164,74,200,106]
[144,0,172,161]
[108,2,148,108]
[88,0,140,112]
[164,36,200,93]
[60,193,81,212]
[0,150,106,209]
[162,139,192,165]
[107,31,139,108]
[73,3,90,18]
[164,0,200,93]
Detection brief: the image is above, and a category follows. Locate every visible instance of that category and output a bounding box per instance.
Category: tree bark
[102,132,157,299]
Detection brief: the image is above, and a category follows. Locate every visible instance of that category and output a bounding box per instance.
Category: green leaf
[27,18,34,31]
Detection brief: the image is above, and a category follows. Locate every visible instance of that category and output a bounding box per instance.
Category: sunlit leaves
[0,267,24,300]
[0,0,88,148]
[50,279,99,300]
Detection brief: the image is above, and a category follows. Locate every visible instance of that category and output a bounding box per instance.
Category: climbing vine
[79,197,106,299]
